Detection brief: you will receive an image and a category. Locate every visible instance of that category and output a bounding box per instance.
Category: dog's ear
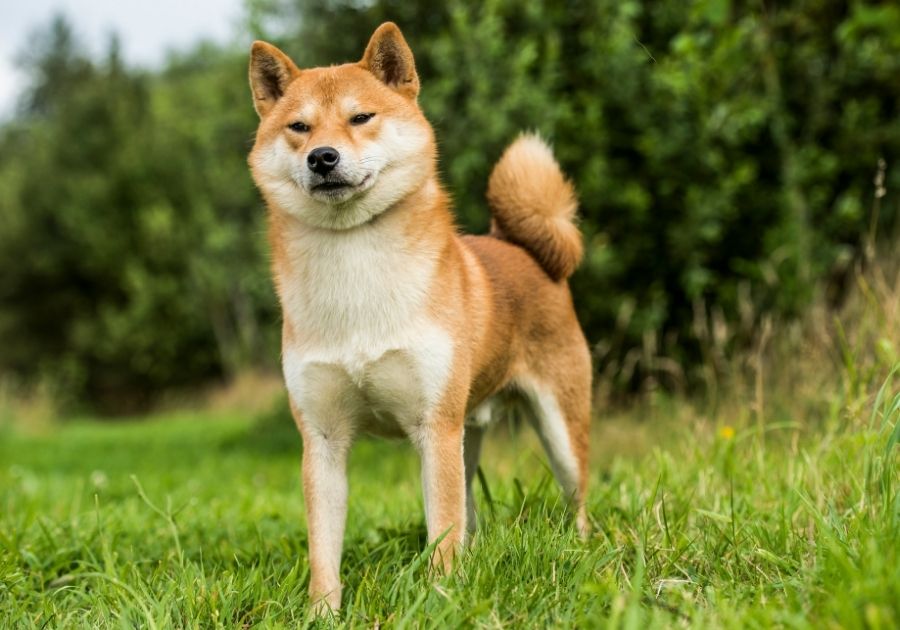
[360,22,419,99]
[249,41,300,117]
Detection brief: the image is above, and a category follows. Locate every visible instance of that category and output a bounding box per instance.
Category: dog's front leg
[288,362,361,614]
[415,419,466,571]
[299,422,350,613]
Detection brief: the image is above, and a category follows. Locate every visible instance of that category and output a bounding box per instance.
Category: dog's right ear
[249,41,300,117]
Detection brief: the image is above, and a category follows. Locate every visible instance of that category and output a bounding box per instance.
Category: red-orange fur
[248,22,592,613]
[487,134,584,281]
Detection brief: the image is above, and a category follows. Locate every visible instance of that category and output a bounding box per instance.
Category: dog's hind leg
[463,424,485,533]
[516,375,590,537]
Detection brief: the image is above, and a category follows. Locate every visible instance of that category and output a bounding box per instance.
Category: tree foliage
[0,18,274,410]
[1,3,898,410]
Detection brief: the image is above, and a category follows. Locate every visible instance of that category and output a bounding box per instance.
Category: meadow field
[2,354,897,627]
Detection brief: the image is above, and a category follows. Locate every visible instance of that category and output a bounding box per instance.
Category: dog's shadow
[341,522,428,567]
[335,521,431,605]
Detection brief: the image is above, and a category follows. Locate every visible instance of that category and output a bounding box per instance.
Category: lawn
[1,375,898,628]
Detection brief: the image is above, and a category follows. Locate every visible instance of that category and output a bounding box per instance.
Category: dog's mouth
[311,174,371,195]
[312,180,352,192]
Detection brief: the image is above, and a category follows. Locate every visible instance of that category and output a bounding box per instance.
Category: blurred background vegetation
[0,0,898,414]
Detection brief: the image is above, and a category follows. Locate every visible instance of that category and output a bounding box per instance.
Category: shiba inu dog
[248,22,591,612]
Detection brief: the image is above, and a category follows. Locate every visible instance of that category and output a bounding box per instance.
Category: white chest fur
[278,220,454,436]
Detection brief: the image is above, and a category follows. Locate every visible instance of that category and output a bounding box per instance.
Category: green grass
[1,374,898,628]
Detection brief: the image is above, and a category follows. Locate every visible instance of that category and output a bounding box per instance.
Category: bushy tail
[486,133,583,281]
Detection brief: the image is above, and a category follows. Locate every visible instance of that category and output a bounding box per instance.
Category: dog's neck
[269,174,455,345]
[269,173,452,257]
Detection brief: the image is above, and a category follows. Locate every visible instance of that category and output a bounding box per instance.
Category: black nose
[307,146,340,175]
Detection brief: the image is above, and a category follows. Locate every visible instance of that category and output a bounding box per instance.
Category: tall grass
[0,255,897,627]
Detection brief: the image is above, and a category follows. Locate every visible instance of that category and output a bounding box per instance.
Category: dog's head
[248,23,435,230]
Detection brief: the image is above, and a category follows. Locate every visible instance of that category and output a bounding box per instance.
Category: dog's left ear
[360,22,419,99]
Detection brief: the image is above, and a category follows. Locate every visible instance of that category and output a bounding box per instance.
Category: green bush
[0,20,276,410]
[0,3,898,410]
[256,0,900,388]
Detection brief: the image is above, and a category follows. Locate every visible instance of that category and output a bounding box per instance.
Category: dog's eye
[287,122,310,133]
[350,113,375,125]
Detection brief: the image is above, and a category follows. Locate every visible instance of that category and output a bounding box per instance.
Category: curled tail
[486,133,583,281]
